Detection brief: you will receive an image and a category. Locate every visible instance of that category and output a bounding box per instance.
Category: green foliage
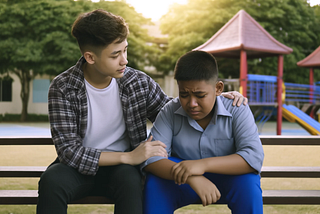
[0,0,83,76]
[158,0,320,83]
[92,1,155,70]
[0,0,157,75]
[0,0,158,120]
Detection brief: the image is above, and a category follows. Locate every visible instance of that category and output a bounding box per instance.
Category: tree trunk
[13,69,33,122]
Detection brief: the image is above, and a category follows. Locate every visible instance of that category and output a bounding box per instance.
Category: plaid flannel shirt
[48,57,170,176]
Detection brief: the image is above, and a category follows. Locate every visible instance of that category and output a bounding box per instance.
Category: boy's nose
[189,97,198,107]
[120,54,128,65]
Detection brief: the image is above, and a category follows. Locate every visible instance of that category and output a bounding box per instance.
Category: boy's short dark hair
[71,9,129,54]
[174,51,219,82]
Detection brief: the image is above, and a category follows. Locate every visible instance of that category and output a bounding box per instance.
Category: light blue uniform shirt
[141,96,264,173]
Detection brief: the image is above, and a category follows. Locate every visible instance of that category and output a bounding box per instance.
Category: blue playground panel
[247,74,320,104]
[285,83,320,103]
[247,74,277,104]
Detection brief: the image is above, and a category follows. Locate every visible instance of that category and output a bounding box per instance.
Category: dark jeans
[37,159,143,214]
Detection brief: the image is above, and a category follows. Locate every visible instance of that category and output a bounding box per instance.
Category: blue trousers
[143,157,263,214]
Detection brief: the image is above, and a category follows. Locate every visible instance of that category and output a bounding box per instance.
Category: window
[0,77,13,102]
[33,79,50,103]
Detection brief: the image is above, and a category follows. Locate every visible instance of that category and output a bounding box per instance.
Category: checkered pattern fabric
[48,57,170,175]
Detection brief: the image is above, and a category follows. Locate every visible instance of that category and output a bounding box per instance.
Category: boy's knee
[228,173,262,200]
[112,165,142,190]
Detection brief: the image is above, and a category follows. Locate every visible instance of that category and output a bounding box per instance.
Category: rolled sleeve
[232,104,264,173]
[140,101,174,172]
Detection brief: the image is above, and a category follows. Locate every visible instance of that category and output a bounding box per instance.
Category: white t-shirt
[83,78,130,152]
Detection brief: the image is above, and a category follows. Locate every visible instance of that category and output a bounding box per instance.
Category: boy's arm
[49,82,101,176]
[144,159,221,206]
[99,136,167,166]
[171,154,255,185]
[145,75,171,123]
[49,80,167,176]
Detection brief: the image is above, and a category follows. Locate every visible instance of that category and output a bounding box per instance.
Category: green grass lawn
[1,145,320,213]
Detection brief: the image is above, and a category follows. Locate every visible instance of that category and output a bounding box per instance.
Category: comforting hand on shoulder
[171,159,206,185]
[187,176,221,206]
[221,91,248,106]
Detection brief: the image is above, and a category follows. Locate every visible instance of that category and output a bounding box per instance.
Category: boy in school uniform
[142,50,264,214]
[37,9,247,214]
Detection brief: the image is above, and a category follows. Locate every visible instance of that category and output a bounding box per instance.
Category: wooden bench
[1,136,320,205]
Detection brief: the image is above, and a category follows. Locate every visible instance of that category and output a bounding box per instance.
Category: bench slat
[0,166,46,177]
[0,190,114,205]
[259,136,320,145]
[1,136,320,146]
[262,190,320,204]
[1,190,320,205]
[261,166,320,178]
[2,166,320,178]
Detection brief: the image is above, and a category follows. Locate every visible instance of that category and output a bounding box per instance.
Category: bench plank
[0,166,46,177]
[0,190,114,205]
[262,190,320,204]
[2,166,320,178]
[1,136,320,146]
[1,190,320,205]
[0,137,53,145]
[261,166,320,178]
[259,136,320,145]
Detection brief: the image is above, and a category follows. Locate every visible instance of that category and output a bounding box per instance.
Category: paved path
[0,123,51,137]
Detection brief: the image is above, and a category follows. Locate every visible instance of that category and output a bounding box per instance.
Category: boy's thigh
[144,173,200,213]
[93,164,142,197]
[39,162,95,201]
[204,172,262,203]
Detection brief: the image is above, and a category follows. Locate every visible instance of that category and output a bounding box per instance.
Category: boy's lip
[118,67,126,73]
[189,110,200,115]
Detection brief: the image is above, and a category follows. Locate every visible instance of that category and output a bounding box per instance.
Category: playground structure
[247,74,320,135]
[193,9,320,135]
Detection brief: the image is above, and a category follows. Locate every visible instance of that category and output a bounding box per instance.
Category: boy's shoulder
[161,97,182,114]
[51,57,85,87]
[51,63,84,91]
[218,95,250,116]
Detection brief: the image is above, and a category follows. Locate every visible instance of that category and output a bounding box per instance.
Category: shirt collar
[174,96,232,124]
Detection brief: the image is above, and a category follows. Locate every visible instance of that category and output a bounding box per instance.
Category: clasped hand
[171,160,221,206]
[171,159,206,185]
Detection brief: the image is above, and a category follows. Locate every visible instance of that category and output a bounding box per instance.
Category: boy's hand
[171,160,205,185]
[187,176,221,206]
[221,91,248,106]
[126,136,167,165]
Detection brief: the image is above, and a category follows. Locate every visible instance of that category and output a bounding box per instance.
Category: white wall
[0,73,50,115]
[1,72,180,116]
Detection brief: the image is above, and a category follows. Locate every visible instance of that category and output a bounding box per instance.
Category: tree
[157,0,320,83]
[94,0,155,70]
[0,0,85,121]
[0,0,155,121]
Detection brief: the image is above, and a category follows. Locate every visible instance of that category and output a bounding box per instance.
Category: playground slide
[282,104,320,135]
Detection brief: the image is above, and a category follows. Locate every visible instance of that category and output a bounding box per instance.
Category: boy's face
[87,39,128,79]
[178,80,223,124]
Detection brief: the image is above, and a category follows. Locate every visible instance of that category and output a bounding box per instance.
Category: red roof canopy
[297,46,320,68]
[193,10,292,58]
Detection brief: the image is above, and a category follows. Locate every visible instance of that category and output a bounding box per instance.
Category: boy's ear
[215,81,224,96]
[83,51,95,65]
